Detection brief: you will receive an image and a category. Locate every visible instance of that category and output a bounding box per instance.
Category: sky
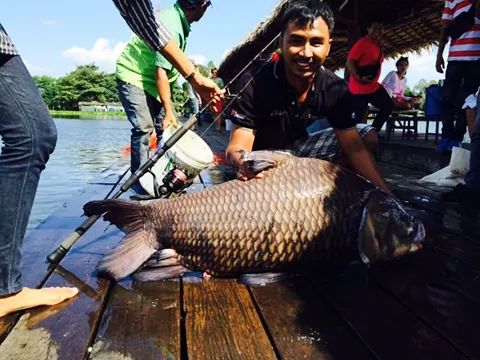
[1,0,445,87]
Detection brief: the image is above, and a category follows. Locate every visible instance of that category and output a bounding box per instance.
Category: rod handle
[47,245,69,264]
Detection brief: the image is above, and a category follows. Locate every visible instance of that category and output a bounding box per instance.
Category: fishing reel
[156,166,191,198]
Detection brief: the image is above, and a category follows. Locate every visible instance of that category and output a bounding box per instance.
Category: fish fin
[84,199,147,234]
[84,199,158,280]
[239,150,293,177]
[238,272,294,286]
[134,265,190,282]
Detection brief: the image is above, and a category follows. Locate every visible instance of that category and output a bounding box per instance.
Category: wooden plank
[372,248,480,359]
[0,213,123,359]
[316,269,466,360]
[250,279,374,360]
[0,183,115,341]
[183,278,277,360]
[90,281,181,360]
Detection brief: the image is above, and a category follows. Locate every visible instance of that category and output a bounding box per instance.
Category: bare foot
[0,287,78,318]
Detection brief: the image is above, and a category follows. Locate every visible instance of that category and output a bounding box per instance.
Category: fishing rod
[47,32,282,265]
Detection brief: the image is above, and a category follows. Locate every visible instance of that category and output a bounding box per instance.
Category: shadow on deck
[0,122,478,360]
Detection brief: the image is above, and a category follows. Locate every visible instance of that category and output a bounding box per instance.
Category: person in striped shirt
[0,0,222,318]
[435,0,480,152]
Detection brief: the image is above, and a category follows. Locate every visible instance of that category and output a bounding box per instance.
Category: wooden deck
[1,123,479,360]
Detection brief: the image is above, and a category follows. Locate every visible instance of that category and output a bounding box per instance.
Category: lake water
[28,117,131,232]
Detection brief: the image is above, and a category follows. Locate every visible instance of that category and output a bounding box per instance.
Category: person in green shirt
[116,0,211,195]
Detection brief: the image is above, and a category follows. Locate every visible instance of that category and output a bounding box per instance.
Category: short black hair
[177,0,207,10]
[366,18,383,29]
[280,0,335,34]
[396,56,409,66]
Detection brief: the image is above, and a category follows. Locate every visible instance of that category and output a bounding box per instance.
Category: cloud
[41,20,56,26]
[62,38,127,73]
[188,53,208,66]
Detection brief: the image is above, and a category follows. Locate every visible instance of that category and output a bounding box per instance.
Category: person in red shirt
[346,20,393,132]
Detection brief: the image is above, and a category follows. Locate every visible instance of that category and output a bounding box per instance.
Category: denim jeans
[350,86,394,132]
[0,55,57,296]
[464,90,480,192]
[440,61,480,141]
[116,79,163,173]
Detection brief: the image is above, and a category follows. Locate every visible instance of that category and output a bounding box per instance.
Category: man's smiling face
[280,17,331,80]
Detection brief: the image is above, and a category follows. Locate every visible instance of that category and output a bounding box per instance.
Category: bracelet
[185,68,197,81]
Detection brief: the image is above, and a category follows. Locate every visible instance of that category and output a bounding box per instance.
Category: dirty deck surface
[1,123,479,360]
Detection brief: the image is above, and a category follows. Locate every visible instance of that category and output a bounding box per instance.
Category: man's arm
[156,67,177,129]
[113,0,223,103]
[226,125,255,169]
[435,25,449,74]
[345,58,373,84]
[335,128,394,196]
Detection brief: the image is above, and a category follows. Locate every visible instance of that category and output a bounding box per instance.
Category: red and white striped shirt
[442,0,480,61]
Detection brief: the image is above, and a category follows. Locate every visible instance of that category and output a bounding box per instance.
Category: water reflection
[29,118,130,231]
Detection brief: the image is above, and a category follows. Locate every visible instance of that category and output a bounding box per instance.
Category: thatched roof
[218,0,444,83]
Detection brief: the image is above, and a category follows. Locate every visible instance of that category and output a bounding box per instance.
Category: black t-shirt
[229,59,356,150]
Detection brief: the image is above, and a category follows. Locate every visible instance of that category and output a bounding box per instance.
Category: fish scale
[143,157,372,276]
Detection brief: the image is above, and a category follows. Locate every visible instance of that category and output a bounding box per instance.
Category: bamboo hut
[218,0,444,83]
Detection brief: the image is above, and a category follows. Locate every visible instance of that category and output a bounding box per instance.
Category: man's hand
[162,111,178,129]
[436,54,445,74]
[190,72,225,106]
[237,160,265,181]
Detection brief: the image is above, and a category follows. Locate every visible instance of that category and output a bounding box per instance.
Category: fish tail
[84,199,158,280]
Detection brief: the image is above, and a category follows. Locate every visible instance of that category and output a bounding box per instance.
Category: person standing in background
[115,0,212,196]
[346,20,394,133]
[435,0,480,153]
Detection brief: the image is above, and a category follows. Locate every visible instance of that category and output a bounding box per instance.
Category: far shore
[50,110,127,119]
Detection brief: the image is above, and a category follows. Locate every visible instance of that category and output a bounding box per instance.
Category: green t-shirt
[116,3,191,100]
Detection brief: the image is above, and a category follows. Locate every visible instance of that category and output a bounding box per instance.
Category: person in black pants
[346,20,394,132]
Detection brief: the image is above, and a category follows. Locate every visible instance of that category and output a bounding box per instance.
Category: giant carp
[84,151,425,281]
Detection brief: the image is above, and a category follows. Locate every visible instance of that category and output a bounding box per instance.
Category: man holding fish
[226,0,393,197]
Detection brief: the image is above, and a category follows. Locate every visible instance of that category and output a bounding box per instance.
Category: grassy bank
[50,110,127,119]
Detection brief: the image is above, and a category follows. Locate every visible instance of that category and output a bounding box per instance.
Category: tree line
[33,62,218,112]
[33,62,436,112]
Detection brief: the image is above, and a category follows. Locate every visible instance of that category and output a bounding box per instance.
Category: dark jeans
[465,91,480,192]
[0,55,57,296]
[117,79,163,173]
[441,60,480,141]
[351,86,394,132]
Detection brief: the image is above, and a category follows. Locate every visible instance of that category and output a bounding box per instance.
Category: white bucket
[139,126,214,196]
